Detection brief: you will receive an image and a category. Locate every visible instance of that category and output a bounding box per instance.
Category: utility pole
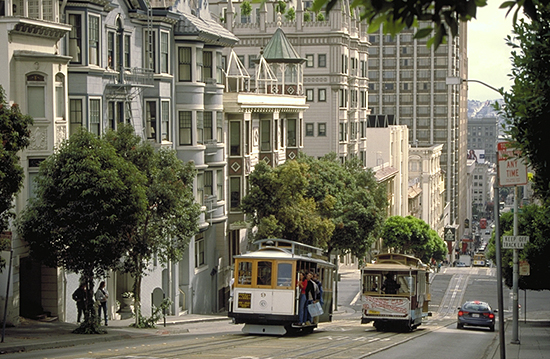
[511,186,520,344]
[494,156,506,359]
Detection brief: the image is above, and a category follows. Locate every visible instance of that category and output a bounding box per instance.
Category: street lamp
[445,76,502,94]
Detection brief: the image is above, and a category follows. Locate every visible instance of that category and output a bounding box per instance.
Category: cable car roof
[234,246,335,267]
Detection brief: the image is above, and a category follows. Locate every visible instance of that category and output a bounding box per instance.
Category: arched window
[26,73,46,119]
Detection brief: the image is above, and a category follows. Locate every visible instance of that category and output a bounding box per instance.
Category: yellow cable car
[229,239,335,335]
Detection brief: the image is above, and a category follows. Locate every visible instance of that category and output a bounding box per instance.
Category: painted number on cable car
[238,292,251,308]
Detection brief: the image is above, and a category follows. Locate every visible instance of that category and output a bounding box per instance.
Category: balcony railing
[106,67,154,87]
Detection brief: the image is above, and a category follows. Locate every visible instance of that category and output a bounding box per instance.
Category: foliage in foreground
[486,203,550,290]
[311,0,543,49]
[0,85,33,270]
[500,3,550,204]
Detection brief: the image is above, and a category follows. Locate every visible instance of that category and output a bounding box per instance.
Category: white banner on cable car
[362,296,409,317]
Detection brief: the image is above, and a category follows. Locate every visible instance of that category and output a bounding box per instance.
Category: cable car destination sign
[502,235,529,249]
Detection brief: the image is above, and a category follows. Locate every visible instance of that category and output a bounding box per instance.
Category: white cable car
[229,239,335,335]
[360,253,431,331]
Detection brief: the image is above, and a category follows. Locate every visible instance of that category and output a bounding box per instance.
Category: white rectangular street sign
[498,142,528,187]
[502,235,530,249]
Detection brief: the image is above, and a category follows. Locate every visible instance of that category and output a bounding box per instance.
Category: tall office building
[367,26,468,240]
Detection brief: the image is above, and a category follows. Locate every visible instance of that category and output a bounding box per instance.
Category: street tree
[500,3,550,204]
[382,215,446,263]
[17,130,148,333]
[241,159,334,248]
[298,154,387,258]
[0,86,33,270]
[486,204,550,290]
[311,0,543,48]
[104,125,200,327]
[241,153,387,258]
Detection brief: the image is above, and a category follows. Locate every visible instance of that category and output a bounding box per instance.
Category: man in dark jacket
[72,283,87,323]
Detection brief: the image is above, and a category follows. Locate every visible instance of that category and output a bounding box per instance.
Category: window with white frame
[145,30,156,71]
[196,172,204,205]
[204,51,213,81]
[146,101,157,141]
[205,170,213,197]
[69,99,83,136]
[27,74,46,119]
[124,34,131,68]
[196,47,203,82]
[195,232,205,267]
[318,54,326,67]
[88,15,100,66]
[68,14,82,64]
[160,31,169,73]
[217,169,224,201]
[197,111,203,144]
[89,99,101,135]
[107,31,116,69]
[305,123,314,137]
[339,122,346,142]
[306,89,314,102]
[287,119,296,147]
[55,74,65,119]
[204,111,213,142]
[216,112,223,142]
[216,52,223,84]
[305,54,314,67]
[178,47,192,81]
[318,88,326,102]
[179,111,192,145]
[161,101,169,141]
[318,123,326,136]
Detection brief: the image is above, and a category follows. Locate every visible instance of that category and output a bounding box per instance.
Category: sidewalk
[0,314,228,355]
[489,318,550,359]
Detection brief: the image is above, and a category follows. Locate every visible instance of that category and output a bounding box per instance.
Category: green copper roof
[262,28,305,63]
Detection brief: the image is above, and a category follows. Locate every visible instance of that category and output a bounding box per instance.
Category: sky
[467,1,517,101]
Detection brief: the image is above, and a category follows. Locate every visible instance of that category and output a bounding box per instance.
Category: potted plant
[121,291,134,309]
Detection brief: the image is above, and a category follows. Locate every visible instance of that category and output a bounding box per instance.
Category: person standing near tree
[72,283,87,323]
[95,281,109,326]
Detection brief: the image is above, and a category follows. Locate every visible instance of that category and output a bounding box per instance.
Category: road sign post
[497,142,527,187]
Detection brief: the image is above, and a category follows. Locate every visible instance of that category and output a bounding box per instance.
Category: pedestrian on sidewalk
[72,283,87,323]
[95,281,109,326]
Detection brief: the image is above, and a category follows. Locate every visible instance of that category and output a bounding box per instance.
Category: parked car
[457,301,496,331]
[456,262,467,267]
[485,230,491,235]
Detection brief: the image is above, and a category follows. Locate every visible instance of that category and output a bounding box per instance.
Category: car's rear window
[463,302,490,311]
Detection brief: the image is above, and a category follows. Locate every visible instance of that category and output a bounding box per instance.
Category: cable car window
[238,261,252,285]
[396,275,415,294]
[257,261,272,286]
[277,262,292,287]
[362,274,380,293]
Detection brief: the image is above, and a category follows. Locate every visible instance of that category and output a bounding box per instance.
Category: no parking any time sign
[498,142,528,187]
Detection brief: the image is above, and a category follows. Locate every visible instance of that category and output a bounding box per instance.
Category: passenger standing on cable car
[297,272,307,325]
[305,272,316,325]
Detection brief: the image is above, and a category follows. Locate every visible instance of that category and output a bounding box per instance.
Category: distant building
[408,144,446,238]
[364,115,409,217]
[467,116,499,164]
[367,24,468,250]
